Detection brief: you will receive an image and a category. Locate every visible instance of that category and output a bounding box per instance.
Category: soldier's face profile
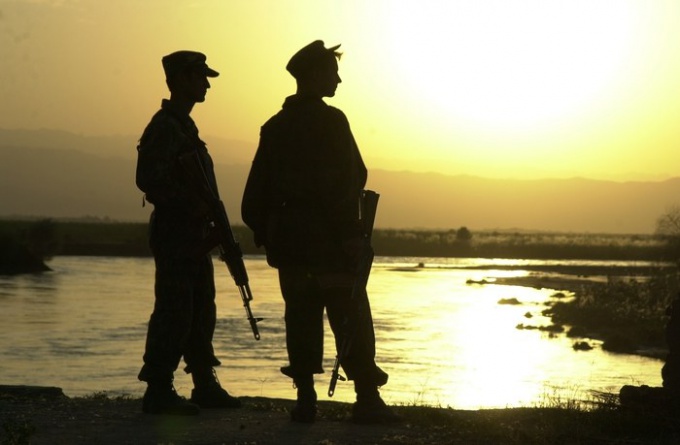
[317,58,341,98]
[190,70,211,103]
[176,69,211,103]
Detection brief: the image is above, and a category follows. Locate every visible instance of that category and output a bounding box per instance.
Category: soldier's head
[286,40,342,98]
[162,50,219,103]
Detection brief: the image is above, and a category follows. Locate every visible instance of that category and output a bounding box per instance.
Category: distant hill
[0,130,678,233]
[369,170,680,233]
[0,128,256,165]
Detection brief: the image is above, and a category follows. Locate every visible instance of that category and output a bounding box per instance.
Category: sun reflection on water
[368,265,661,408]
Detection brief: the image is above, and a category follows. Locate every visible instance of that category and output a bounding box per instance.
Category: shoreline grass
[4,388,680,444]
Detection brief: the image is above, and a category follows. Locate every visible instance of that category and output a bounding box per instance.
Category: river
[0,255,662,409]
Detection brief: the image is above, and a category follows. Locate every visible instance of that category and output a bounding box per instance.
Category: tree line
[1,218,677,268]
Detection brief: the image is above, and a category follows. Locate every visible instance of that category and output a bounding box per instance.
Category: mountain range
[0,128,677,234]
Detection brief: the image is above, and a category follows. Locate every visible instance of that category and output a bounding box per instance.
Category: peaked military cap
[162,50,219,80]
[286,40,341,79]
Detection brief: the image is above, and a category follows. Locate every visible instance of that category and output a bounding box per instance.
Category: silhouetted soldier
[241,40,400,424]
[135,51,241,415]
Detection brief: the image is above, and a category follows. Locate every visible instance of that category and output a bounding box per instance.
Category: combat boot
[351,381,402,424]
[190,368,242,409]
[142,380,200,415]
[291,375,317,423]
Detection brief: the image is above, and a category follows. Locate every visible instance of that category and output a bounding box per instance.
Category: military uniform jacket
[242,94,367,270]
[136,99,218,256]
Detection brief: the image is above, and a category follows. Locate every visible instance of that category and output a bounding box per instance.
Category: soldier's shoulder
[261,109,290,132]
[147,109,183,130]
[138,109,184,149]
[141,110,184,140]
[324,104,348,120]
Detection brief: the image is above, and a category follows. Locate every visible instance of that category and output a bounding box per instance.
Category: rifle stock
[178,150,263,340]
[328,189,379,397]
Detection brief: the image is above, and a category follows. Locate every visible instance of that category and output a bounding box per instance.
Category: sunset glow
[1,0,679,180]
[385,2,634,129]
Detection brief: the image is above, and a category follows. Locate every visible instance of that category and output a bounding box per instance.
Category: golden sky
[1,0,679,180]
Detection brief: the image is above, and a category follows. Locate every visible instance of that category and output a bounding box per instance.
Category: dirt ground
[0,386,450,445]
[4,384,680,444]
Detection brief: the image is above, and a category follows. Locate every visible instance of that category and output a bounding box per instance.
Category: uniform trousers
[138,252,221,383]
[278,267,387,385]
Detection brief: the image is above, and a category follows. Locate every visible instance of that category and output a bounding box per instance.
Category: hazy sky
[1,0,679,180]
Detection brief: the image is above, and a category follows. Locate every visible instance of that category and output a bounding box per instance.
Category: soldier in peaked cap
[242,40,401,424]
[135,51,242,415]
[285,40,341,80]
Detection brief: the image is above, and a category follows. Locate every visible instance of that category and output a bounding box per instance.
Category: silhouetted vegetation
[22,218,59,260]
[372,228,664,260]
[0,219,54,274]
[0,219,668,261]
[546,274,678,356]
[0,219,149,257]
[656,205,680,267]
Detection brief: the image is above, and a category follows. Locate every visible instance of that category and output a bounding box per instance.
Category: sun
[384,2,637,133]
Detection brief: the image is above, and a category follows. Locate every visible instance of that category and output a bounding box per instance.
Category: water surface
[0,256,662,408]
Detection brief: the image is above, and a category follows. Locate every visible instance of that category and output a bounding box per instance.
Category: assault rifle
[178,150,262,340]
[328,189,380,397]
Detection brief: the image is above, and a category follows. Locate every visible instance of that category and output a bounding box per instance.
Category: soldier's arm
[241,130,272,247]
[318,110,366,239]
[136,121,208,215]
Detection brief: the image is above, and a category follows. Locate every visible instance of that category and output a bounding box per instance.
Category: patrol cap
[162,50,219,80]
[286,40,341,79]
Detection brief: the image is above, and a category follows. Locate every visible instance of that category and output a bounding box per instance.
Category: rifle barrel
[238,283,261,340]
[328,360,340,397]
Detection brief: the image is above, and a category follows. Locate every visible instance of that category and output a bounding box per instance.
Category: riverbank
[481,263,678,359]
[2,385,680,445]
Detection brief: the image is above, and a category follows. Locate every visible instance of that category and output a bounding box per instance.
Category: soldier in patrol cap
[135,50,242,415]
[162,50,219,84]
[242,40,401,424]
